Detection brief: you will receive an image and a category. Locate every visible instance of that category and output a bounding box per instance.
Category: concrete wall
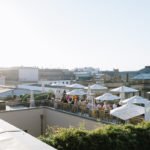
[0,108,43,137]
[19,68,39,82]
[0,76,5,85]
[0,107,104,137]
[44,108,104,130]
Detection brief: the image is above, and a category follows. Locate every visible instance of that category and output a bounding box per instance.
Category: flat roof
[0,119,56,150]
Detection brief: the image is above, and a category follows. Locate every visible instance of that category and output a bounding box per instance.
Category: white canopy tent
[122,96,150,105]
[84,84,107,90]
[110,103,145,120]
[110,86,138,102]
[95,93,120,102]
[66,83,85,89]
[110,86,138,93]
[66,89,86,96]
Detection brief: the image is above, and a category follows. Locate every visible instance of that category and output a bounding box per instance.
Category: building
[0,67,18,80]
[0,76,5,85]
[73,67,101,81]
[130,66,150,98]
[38,80,71,86]
[138,66,150,74]
[19,67,39,82]
[39,69,74,81]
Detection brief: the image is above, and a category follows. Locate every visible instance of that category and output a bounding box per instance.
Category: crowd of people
[59,90,120,112]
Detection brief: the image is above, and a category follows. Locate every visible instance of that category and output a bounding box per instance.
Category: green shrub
[21,94,30,102]
[34,93,49,100]
[39,122,150,150]
[20,92,54,102]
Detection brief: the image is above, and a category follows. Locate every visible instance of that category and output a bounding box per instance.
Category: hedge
[39,122,150,150]
[21,92,55,102]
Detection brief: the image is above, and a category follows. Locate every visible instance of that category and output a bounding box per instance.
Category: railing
[54,101,124,124]
[7,100,125,124]
[7,100,143,125]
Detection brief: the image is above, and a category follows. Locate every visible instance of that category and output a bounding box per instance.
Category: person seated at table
[103,102,110,111]
[97,103,102,110]
[66,95,70,103]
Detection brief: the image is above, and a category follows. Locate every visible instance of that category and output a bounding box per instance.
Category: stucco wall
[0,107,104,137]
[44,108,104,130]
[0,108,43,137]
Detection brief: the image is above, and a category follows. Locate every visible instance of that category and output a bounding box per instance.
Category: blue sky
[0,0,149,71]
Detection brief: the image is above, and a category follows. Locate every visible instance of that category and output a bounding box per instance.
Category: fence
[7,99,143,124]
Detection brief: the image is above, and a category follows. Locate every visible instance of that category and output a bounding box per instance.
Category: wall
[38,80,71,85]
[0,76,5,85]
[0,108,43,137]
[44,108,104,130]
[0,107,104,137]
[19,68,39,82]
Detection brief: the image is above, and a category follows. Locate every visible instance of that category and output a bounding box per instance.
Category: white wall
[0,76,5,85]
[39,80,71,85]
[0,108,44,136]
[0,107,104,137]
[44,108,104,130]
[19,68,39,82]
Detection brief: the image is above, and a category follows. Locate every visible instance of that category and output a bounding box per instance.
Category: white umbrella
[84,84,107,90]
[111,86,138,102]
[95,93,120,102]
[110,103,145,120]
[122,96,150,105]
[110,86,138,93]
[66,83,85,89]
[66,89,86,96]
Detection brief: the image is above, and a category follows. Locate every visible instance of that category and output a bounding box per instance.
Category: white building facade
[0,76,5,85]
[19,67,39,82]
[38,80,71,85]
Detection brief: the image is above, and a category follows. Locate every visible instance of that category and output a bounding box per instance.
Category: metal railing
[7,100,143,124]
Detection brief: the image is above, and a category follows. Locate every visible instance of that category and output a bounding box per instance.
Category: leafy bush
[21,94,30,102]
[34,93,49,100]
[39,122,150,150]
[20,92,54,102]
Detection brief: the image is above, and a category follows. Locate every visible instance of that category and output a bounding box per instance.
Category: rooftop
[0,119,56,150]
[133,73,150,80]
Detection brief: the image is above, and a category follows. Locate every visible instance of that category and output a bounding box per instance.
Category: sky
[0,0,149,71]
